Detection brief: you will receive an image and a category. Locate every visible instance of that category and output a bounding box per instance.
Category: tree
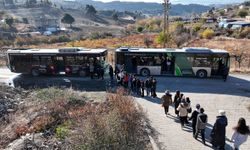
[61,13,75,28]
[5,17,14,27]
[85,5,97,16]
[112,12,118,21]
[238,10,248,18]
[137,26,144,33]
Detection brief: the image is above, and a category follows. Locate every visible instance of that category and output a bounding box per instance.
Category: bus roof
[115,47,229,54]
[7,48,107,54]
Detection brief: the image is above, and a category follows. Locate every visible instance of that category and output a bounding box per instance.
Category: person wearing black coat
[189,104,200,137]
[174,91,181,116]
[211,110,228,150]
[109,65,114,80]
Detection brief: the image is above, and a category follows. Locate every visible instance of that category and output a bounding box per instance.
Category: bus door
[166,53,175,75]
[54,56,65,73]
[125,55,134,73]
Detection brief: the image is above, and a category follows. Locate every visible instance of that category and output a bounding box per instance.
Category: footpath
[135,75,250,150]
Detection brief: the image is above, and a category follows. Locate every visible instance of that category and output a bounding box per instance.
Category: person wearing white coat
[231,118,250,150]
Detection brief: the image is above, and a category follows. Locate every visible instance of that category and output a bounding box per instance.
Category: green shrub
[201,28,214,39]
[56,121,71,140]
[137,26,144,33]
[35,87,65,101]
[238,9,248,18]
[192,23,202,32]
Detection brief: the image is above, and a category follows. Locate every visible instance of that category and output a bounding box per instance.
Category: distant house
[239,5,245,10]
[220,21,250,29]
[34,16,60,32]
[229,21,250,29]
[245,16,250,22]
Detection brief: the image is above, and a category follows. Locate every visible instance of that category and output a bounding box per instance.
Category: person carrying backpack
[195,108,208,145]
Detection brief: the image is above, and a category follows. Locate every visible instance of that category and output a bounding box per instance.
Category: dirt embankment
[0,85,150,150]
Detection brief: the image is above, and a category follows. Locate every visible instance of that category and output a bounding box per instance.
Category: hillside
[51,0,211,16]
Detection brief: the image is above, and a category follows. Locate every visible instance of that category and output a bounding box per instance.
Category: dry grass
[0,87,150,149]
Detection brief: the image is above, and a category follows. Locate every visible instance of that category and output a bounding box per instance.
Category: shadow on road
[9,74,110,91]
[6,74,250,98]
[153,75,250,98]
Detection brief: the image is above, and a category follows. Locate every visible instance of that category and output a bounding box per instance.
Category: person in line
[109,65,114,80]
[145,77,151,96]
[151,78,157,98]
[161,90,172,116]
[114,64,119,76]
[185,97,192,124]
[195,108,208,145]
[123,73,129,88]
[189,104,200,137]
[211,110,228,150]
[177,102,189,129]
[231,118,250,150]
[89,62,94,79]
[174,90,181,116]
[136,78,141,96]
[140,79,145,97]
[132,76,137,93]
[100,66,104,80]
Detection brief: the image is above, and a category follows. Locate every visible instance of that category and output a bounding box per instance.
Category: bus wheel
[140,68,150,77]
[31,68,40,77]
[79,70,86,77]
[196,70,207,78]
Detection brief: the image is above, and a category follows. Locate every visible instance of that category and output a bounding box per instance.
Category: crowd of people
[109,64,249,150]
[161,90,250,150]
[110,65,158,97]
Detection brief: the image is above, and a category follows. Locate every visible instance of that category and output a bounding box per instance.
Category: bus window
[193,56,211,67]
[40,56,52,65]
[31,56,40,65]
[65,56,75,65]
[76,56,87,65]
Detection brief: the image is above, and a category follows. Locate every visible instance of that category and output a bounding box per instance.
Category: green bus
[115,47,230,78]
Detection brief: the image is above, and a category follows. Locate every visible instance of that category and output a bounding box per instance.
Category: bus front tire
[31,68,40,77]
[140,68,150,77]
[196,70,207,78]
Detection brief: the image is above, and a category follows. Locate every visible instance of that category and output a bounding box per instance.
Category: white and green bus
[115,47,230,78]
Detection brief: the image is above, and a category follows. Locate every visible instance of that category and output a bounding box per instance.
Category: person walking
[161,90,172,116]
[231,118,250,150]
[189,104,200,137]
[109,65,114,80]
[177,102,189,129]
[211,110,228,150]
[195,108,208,145]
[174,90,181,116]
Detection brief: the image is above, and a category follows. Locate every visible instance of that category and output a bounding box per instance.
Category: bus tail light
[65,67,71,74]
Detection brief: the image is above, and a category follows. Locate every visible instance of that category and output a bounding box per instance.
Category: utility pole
[163,0,170,48]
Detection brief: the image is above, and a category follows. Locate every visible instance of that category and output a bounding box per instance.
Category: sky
[94,0,246,5]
